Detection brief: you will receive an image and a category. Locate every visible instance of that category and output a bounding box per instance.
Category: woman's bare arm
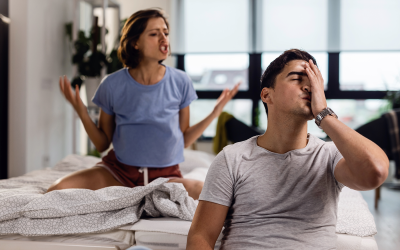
[60,76,114,152]
[180,83,240,148]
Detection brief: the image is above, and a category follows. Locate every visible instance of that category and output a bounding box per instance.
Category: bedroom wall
[8,0,74,177]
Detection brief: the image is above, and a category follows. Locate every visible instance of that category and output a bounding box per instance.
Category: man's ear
[260,87,273,105]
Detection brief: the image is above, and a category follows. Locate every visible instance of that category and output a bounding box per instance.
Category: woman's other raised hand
[59,76,87,117]
[212,82,241,118]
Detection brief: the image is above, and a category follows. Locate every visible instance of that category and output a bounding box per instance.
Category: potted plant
[65,17,125,108]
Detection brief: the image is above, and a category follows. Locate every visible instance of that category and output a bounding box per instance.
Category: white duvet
[0,155,197,236]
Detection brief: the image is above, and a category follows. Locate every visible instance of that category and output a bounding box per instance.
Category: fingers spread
[309,59,323,81]
[305,67,316,81]
[59,76,64,93]
[64,75,70,85]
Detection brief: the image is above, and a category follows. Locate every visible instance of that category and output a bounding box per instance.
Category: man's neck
[257,112,309,154]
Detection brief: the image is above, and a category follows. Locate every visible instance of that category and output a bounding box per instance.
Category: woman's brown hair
[117,9,170,69]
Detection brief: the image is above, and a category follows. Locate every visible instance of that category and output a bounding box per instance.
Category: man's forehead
[276,60,307,79]
[284,60,307,71]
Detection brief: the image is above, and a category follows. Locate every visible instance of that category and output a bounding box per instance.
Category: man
[186,49,389,249]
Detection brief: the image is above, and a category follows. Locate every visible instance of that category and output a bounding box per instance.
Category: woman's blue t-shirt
[92,66,198,167]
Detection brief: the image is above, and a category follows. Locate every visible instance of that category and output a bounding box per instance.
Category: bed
[0,149,379,250]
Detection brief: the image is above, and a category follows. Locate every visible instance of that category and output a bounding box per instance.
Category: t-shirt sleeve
[179,73,198,110]
[91,78,114,115]
[329,142,345,190]
[199,151,234,207]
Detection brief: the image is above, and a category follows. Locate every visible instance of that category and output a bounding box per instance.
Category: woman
[47,9,239,200]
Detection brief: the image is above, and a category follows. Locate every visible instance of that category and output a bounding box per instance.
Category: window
[341,0,400,51]
[185,54,249,91]
[340,52,400,91]
[261,0,328,51]
[328,99,390,130]
[183,0,250,53]
[175,0,393,139]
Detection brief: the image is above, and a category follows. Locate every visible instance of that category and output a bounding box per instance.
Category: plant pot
[85,77,101,109]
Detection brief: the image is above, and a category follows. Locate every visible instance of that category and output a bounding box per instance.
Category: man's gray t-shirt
[199,134,344,250]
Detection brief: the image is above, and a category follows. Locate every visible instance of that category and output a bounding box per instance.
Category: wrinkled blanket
[0,155,197,236]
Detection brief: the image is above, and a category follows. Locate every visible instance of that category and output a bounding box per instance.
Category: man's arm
[305,60,389,191]
[187,201,229,250]
[320,116,389,190]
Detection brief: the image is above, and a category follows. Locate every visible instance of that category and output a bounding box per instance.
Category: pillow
[179,149,216,175]
[336,187,377,237]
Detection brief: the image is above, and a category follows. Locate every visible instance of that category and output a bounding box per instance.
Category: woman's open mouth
[160,45,168,54]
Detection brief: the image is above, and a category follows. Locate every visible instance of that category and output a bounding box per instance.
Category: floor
[360,186,400,250]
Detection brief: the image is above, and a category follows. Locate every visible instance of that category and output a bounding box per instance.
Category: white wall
[9,0,74,177]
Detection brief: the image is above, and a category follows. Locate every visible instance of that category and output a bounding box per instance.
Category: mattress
[0,229,134,250]
[134,231,378,250]
[121,217,378,250]
[0,221,378,250]
[336,233,378,250]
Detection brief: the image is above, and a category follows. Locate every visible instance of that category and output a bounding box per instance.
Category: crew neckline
[125,65,169,88]
[254,133,314,158]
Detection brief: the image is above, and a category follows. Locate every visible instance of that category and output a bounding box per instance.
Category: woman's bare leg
[47,166,124,192]
[168,178,204,200]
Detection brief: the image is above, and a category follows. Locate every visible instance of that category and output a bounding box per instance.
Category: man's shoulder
[310,135,338,151]
[222,136,258,155]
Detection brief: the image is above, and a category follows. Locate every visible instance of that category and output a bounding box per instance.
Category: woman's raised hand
[212,82,241,118]
[59,76,87,116]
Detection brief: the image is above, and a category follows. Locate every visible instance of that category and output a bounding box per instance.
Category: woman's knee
[46,178,72,192]
[47,167,122,193]
[46,173,86,192]
[169,178,204,199]
[186,180,203,200]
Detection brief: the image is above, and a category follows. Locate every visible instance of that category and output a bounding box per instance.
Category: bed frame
[0,240,121,250]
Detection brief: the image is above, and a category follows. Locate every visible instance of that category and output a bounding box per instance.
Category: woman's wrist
[211,109,220,119]
[76,107,89,120]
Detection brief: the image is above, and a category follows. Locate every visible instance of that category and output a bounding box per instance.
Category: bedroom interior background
[6,0,400,179]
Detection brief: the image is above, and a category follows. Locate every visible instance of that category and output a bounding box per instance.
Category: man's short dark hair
[260,49,317,115]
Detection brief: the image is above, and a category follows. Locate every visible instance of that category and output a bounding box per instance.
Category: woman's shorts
[95,149,183,187]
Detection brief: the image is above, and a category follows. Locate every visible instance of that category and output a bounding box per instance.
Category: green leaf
[65,22,72,41]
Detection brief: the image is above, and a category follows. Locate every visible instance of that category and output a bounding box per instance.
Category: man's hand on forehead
[304,59,327,118]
